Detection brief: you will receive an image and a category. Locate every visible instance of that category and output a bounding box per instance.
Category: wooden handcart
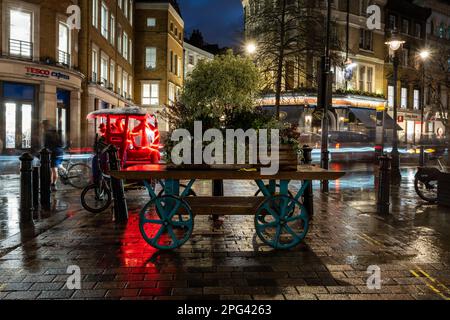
[110,165,345,250]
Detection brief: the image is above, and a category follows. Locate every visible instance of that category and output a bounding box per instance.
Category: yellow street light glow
[419,50,430,60]
[246,42,257,55]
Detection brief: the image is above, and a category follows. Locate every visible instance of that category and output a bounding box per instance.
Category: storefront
[0,58,83,154]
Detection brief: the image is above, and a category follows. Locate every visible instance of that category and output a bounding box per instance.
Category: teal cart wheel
[255,195,309,250]
[139,195,194,250]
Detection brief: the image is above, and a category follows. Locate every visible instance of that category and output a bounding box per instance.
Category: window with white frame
[359,66,365,91]
[142,83,159,106]
[58,22,70,65]
[357,65,374,92]
[413,89,420,110]
[129,40,133,64]
[110,15,115,46]
[117,25,122,54]
[118,0,122,9]
[92,0,98,28]
[92,48,98,82]
[174,54,179,76]
[110,60,115,89]
[129,75,133,99]
[178,56,182,77]
[117,66,122,94]
[123,71,128,98]
[388,85,394,107]
[147,18,156,27]
[124,0,128,19]
[366,67,373,93]
[145,47,157,69]
[101,2,108,38]
[100,54,108,86]
[129,1,133,25]
[123,32,128,59]
[168,82,176,105]
[9,9,33,58]
[401,87,408,108]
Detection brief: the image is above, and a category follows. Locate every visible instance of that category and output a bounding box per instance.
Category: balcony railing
[9,39,33,59]
[58,50,71,66]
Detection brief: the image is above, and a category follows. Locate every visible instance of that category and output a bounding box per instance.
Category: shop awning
[349,108,376,129]
[262,106,304,124]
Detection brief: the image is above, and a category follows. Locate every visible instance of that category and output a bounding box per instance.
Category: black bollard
[302,145,314,217]
[377,155,391,215]
[39,148,51,210]
[32,166,40,210]
[19,153,34,224]
[107,145,128,223]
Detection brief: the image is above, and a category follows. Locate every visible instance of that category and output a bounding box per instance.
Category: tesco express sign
[25,67,70,80]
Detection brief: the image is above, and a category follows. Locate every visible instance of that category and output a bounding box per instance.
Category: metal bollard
[40,148,51,210]
[302,145,314,217]
[107,145,128,223]
[377,155,391,215]
[19,153,34,224]
[32,166,40,211]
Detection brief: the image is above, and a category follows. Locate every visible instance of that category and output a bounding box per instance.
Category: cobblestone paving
[0,166,450,300]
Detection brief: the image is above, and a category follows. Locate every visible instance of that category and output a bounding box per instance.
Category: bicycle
[414,154,447,204]
[58,156,92,189]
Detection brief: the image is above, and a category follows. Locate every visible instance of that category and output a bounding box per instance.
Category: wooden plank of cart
[110,164,345,250]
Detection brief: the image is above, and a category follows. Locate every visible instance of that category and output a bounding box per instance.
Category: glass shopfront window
[57,89,70,147]
[1,82,35,152]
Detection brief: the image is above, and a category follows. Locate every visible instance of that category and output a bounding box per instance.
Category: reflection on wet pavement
[0,163,450,300]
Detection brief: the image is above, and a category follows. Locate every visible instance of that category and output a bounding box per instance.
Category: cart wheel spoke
[255,195,309,250]
[139,195,194,250]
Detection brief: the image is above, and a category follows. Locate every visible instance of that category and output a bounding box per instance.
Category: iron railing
[58,50,71,66]
[9,39,32,59]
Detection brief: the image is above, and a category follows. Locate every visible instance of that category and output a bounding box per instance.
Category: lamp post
[319,0,332,193]
[385,30,405,183]
[419,50,430,167]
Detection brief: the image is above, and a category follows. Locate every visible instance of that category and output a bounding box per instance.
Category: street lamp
[419,49,430,167]
[245,42,257,55]
[385,30,405,183]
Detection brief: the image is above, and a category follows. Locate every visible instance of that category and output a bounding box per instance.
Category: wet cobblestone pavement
[0,164,450,300]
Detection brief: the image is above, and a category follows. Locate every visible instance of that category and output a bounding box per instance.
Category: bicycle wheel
[67,163,92,189]
[81,183,112,213]
[414,177,438,204]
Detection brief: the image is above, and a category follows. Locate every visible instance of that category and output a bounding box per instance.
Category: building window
[9,9,32,58]
[58,22,70,65]
[401,19,409,35]
[129,40,133,64]
[110,60,115,90]
[389,14,397,30]
[100,54,108,86]
[118,0,122,9]
[110,15,115,46]
[359,0,368,16]
[401,87,408,108]
[129,75,133,99]
[129,1,133,25]
[92,48,98,82]
[101,2,108,38]
[117,26,122,54]
[147,18,156,27]
[402,49,409,67]
[145,47,157,69]
[168,82,176,105]
[170,22,174,32]
[359,29,373,51]
[413,89,420,110]
[123,32,128,59]
[388,85,394,107]
[414,23,421,38]
[188,54,194,65]
[92,0,98,28]
[174,54,179,76]
[142,83,159,106]
[170,51,173,73]
[117,66,122,94]
[439,23,445,38]
[366,67,373,93]
[358,66,365,91]
[178,56,182,77]
[123,71,128,97]
[124,0,128,19]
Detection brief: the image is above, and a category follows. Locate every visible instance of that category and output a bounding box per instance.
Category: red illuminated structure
[87,107,161,168]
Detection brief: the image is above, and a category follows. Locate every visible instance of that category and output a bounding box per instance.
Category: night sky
[178,0,244,49]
